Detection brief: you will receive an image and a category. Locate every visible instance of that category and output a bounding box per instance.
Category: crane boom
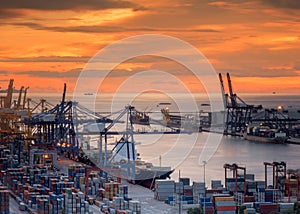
[4,79,14,108]
[218,73,227,108]
[17,86,24,109]
[226,73,236,107]
[22,87,29,109]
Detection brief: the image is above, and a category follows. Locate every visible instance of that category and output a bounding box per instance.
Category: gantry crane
[219,73,262,136]
[264,161,286,191]
[224,163,247,196]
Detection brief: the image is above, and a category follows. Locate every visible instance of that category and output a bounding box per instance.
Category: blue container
[257,188,265,192]
[216,211,235,214]
[201,202,213,207]
[187,200,194,204]
[216,201,236,207]
[226,178,236,183]
[50,194,57,200]
[265,198,273,203]
[183,196,193,201]
[168,196,174,201]
[180,178,190,186]
[265,191,273,196]
[200,197,210,203]
[68,169,73,177]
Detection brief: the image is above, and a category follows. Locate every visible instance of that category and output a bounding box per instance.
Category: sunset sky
[0,0,299,94]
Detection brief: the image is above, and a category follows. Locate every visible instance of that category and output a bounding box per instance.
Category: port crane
[224,163,247,197]
[264,161,286,191]
[219,73,262,136]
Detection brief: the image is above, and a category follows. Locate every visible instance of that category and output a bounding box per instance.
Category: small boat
[244,126,287,144]
[84,93,94,96]
[130,110,150,126]
[201,103,210,106]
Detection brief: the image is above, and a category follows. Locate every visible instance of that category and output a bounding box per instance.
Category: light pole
[203,161,207,214]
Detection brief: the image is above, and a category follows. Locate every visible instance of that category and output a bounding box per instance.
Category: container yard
[150,163,300,213]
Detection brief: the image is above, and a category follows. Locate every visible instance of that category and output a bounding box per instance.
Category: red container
[205,206,215,214]
[260,203,278,214]
[244,196,255,202]
[183,189,193,196]
[216,206,236,211]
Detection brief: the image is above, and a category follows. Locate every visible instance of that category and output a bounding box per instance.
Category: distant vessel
[201,103,210,106]
[84,93,93,96]
[161,107,201,132]
[130,110,150,126]
[244,126,287,144]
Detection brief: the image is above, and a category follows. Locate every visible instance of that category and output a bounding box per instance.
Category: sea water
[28,92,300,185]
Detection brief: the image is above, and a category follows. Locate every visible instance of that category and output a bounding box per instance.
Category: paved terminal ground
[56,158,183,214]
[126,181,182,214]
[9,196,27,214]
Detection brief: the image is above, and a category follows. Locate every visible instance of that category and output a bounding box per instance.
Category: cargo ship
[131,161,174,189]
[287,136,300,144]
[110,139,174,189]
[161,107,201,132]
[244,126,287,144]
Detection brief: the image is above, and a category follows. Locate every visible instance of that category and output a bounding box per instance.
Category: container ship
[244,126,288,144]
[103,138,174,189]
[130,161,174,189]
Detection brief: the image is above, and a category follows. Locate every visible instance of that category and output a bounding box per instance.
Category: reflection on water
[135,132,300,185]
[28,92,300,185]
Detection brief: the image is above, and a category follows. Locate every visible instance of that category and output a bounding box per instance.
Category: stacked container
[179,178,190,186]
[285,178,299,197]
[246,181,256,195]
[129,200,141,214]
[37,198,49,214]
[183,185,193,196]
[118,185,128,199]
[255,181,265,202]
[0,158,8,170]
[154,180,174,201]
[175,182,184,194]
[259,203,278,214]
[211,180,223,189]
[278,203,294,212]
[104,182,120,200]
[213,196,236,214]
[225,178,244,192]
[0,186,9,214]
[6,168,23,190]
[49,194,63,214]
[265,189,281,203]
[64,188,90,214]
[192,182,205,204]
[200,197,214,214]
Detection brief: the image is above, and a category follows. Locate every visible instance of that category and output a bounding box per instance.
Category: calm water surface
[28,92,300,186]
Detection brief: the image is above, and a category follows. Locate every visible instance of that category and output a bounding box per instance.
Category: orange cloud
[0,0,299,94]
